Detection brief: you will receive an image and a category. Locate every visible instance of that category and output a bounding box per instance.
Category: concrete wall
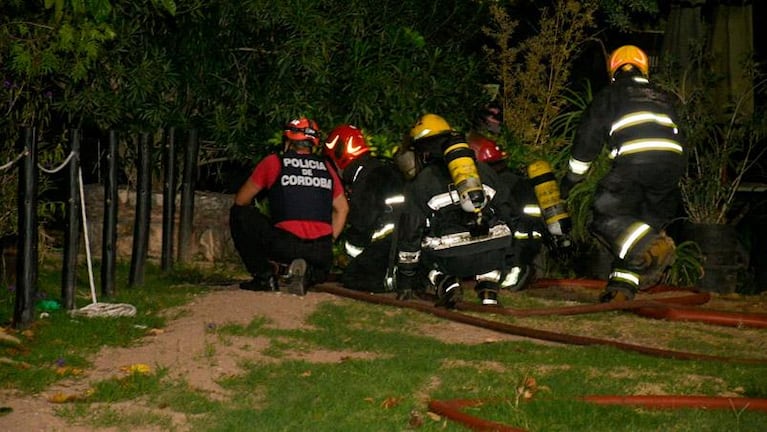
[82,185,239,264]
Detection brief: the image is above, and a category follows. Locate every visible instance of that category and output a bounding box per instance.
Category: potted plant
[666,64,767,293]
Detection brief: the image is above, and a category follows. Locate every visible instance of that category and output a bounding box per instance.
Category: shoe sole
[599,289,634,303]
[283,259,307,296]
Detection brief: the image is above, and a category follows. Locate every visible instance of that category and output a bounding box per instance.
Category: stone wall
[82,185,239,264]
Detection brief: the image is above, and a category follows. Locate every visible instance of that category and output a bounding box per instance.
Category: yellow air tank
[528,160,571,236]
[443,138,487,214]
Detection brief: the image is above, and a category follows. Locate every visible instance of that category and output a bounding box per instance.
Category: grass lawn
[1,259,766,431]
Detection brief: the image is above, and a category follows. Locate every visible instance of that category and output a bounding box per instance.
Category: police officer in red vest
[560,45,686,302]
[230,117,349,294]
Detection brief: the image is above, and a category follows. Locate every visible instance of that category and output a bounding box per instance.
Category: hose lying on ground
[315,281,767,431]
[314,283,767,364]
[530,278,767,328]
[428,395,767,432]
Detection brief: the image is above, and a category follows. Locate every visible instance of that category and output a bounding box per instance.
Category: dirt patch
[1,285,525,432]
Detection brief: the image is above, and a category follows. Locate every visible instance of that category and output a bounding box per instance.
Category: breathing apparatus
[527,160,571,236]
[410,114,488,229]
[442,134,487,215]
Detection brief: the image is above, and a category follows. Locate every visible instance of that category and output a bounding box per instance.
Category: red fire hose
[315,283,767,364]
[530,278,767,328]
[427,399,526,432]
[428,395,767,432]
[314,282,767,431]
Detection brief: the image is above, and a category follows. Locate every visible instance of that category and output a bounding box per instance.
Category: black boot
[430,271,462,308]
[475,280,500,306]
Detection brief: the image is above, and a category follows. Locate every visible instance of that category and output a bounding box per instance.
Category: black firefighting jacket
[567,73,687,180]
[396,157,515,269]
[341,154,406,255]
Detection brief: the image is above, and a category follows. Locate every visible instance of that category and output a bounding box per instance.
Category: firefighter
[323,124,407,292]
[229,117,349,295]
[560,45,686,302]
[394,114,514,307]
[467,133,546,291]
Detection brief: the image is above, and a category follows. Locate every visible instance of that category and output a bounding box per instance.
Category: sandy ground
[0,283,539,432]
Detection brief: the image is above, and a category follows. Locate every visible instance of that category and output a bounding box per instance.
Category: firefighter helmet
[608,45,649,80]
[410,114,452,142]
[323,124,371,170]
[283,117,321,147]
[468,134,507,164]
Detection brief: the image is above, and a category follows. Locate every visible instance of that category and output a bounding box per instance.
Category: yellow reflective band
[618,223,651,259]
[371,223,395,240]
[610,112,678,135]
[523,205,542,217]
[608,270,640,286]
[385,195,405,205]
[568,158,591,175]
[609,139,684,159]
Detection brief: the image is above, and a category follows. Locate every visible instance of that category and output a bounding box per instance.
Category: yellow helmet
[608,45,649,79]
[410,114,452,141]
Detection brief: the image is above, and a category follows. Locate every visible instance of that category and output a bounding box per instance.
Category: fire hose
[530,278,767,328]
[314,281,767,431]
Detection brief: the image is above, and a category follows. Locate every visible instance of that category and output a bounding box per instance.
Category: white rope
[78,166,98,304]
[70,301,137,318]
[37,151,75,174]
[0,149,28,172]
[70,165,137,318]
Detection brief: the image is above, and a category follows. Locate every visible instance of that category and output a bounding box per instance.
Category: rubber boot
[475,280,500,306]
[631,232,676,290]
[599,280,637,303]
[429,270,462,308]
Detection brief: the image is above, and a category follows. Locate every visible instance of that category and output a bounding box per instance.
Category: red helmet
[468,134,507,163]
[283,117,321,146]
[323,124,371,170]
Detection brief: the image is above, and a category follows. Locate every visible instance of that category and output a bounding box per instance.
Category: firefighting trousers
[341,237,394,293]
[229,205,333,283]
[590,160,684,266]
